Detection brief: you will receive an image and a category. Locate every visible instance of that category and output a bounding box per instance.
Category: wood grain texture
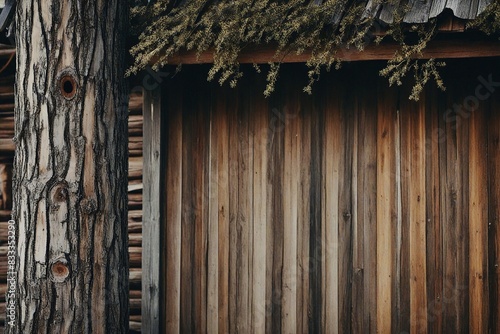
[236,86,251,333]
[440,83,461,334]
[322,82,340,334]
[166,40,500,65]
[156,60,499,333]
[424,85,443,333]
[217,87,231,334]
[297,94,312,334]
[252,90,268,334]
[376,75,396,334]
[282,91,299,334]
[488,90,500,334]
[469,108,489,333]
[408,99,428,333]
[207,88,219,334]
[164,85,183,333]
[338,80,354,334]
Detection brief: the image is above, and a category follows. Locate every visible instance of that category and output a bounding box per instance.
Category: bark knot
[80,197,98,214]
[56,68,79,101]
[60,76,77,99]
[50,255,70,283]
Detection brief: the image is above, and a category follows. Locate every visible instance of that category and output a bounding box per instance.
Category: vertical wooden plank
[282,99,300,334]
[457,81,470,334]
[142,87,162,334]
[425,86,443,333]
[359,78,378,334]
[322,85,340,333]
[469,108,489,333]
[236,88,251,333]
[265,102,276,334]
[165,86,183,333]
[228,88,239,334]
[392,106,403,334]
[269,93,284,334]
[252,93,268,334]
[308,96,323,334]
[488,90,500,334]
[217,87,230,334]
[440,94,457,333]
[207,88,219,334]
[297,94,312,334]
[338,84,354,334]
[376,85,395,334]
[397,102,410,334]
[247,91,255,334]
[409,101,428,333]
[440,81,468,333]
[193,89,208,333]
[180,90,194,334]
[351,89,362,334]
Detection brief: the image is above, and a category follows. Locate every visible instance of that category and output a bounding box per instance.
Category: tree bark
[7,1,129,333]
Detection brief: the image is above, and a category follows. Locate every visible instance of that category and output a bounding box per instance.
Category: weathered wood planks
[157,60,500,333]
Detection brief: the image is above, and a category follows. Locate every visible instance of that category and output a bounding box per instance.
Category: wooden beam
[142,86,162,334]
[166,40,500,65]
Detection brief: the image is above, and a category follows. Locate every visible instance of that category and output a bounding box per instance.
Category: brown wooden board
[154,59,500,333]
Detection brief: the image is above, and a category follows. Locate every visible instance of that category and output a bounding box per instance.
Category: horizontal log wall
[160,59,500,333]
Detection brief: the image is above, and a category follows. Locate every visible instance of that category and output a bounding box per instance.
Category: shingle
[171,0,493,25]
[447,0,475,19]
[429,0,448,18]
[378,1,400,24]
[362,0,382,20]
[428,0,492,20]
[478,0,490,13]
[403,0,434,23]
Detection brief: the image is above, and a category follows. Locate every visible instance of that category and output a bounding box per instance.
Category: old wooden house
[0,0,500,333]
[138,1,500,334]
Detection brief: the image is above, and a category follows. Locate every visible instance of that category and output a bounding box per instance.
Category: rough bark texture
[7,1,129,333]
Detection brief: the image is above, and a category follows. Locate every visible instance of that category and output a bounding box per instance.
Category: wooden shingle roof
[166,0,493,23]
[360,0,492,24]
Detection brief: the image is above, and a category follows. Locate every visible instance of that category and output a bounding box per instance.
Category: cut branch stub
[50,256,70,283]
[52,184,68,203]
[59,73,78,100]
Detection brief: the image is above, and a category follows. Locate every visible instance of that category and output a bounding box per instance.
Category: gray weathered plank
[142,87,162,334]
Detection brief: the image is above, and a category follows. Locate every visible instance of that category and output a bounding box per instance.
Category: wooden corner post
[142,85,163,334]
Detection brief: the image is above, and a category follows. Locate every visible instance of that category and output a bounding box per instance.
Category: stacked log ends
[128,89,143,333]
[0,164,11,210]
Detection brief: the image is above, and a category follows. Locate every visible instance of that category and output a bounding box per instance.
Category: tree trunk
[7,1,129,333]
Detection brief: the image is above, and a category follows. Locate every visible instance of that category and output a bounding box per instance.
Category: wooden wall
[160,58,500,333]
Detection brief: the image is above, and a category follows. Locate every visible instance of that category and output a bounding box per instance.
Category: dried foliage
[467,1,500,36]
[128,0,498,100]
